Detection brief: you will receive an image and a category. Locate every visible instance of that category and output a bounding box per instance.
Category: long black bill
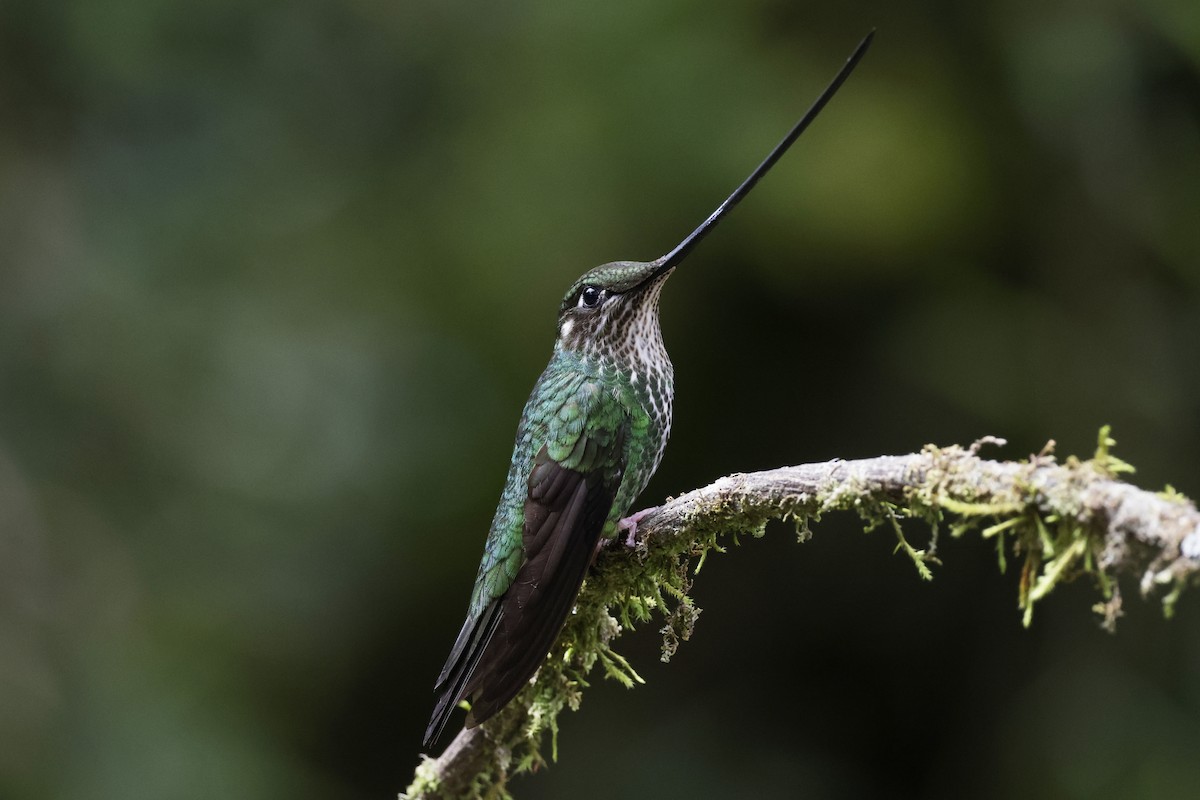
[652,30,874,274]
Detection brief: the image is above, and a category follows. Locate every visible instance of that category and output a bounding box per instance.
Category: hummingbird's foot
[617,507,657,548]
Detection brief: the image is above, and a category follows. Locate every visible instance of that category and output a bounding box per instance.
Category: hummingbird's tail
[423,601,502,749]
[422,691,459,752]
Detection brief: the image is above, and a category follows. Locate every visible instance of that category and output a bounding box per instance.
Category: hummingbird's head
[554,259,674,364]
[545,30,873,367]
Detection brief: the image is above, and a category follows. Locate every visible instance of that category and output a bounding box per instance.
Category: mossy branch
[403,431,1200,799]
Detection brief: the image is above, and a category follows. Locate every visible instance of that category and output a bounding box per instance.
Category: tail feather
[423,601,501,749]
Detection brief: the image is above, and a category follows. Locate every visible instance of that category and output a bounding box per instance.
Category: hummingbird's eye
[578,286,603,309]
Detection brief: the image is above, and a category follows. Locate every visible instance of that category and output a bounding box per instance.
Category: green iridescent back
[468,260,675,618]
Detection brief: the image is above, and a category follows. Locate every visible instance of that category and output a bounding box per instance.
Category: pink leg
[616,506,658,548]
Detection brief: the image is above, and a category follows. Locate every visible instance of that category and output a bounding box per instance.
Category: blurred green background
[2,1,1199,798]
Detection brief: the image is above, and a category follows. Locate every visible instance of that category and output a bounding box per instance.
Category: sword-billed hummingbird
[424,32,873,749]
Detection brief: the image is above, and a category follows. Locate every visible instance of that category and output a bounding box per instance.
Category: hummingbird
[424,32,873,750]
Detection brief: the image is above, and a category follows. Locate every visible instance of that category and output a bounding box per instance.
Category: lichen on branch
[404,429,1200,800]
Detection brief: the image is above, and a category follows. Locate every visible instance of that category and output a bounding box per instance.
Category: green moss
[406,427,1191,799]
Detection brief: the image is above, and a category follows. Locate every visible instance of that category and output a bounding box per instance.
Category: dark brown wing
[422,448,616,747]
[460,444,615,725]
[423,378,629,750]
